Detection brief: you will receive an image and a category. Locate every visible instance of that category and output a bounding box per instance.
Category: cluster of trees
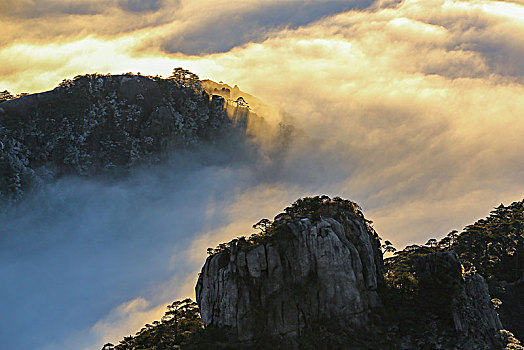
[282,195,364,222]
[102,299,202,350]
[104,298,237,350]
[206,217,294,256]
[169,68,202,91]
[0,90,28,102]
[383,200,523,295]
[232,96,249,109]
[56,69,202,94]
[206,196,366,256]
[0,90,14,102]
[454,201,523,283]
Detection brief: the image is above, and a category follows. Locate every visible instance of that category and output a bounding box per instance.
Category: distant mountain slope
[0,72,255,202]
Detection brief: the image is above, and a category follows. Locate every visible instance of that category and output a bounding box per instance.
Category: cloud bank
[0,0,366,58]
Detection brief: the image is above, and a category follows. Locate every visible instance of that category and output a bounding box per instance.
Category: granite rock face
[415,252,503,349]
[196,204,384,343]
[196,199,508,349]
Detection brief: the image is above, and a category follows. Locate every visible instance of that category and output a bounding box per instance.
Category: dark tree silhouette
[169,67,201,90]
[109,298,202,349]
[0,90,14,102]
[382,240,397,254]
[438,236,451,250]
[253,218,272,234]
[426,238,438,253]
[234,96,249,109]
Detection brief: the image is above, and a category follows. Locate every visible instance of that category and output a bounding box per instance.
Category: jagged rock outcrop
[0,73,250,201]
[196,197,507,349]
[413,252,503,349]
[196,198,384,345]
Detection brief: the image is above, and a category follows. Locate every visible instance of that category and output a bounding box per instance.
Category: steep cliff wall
[196,198,384,344]
[413,252,503,349]
[195,197,508,349]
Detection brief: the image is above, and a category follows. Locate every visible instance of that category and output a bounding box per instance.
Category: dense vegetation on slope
[385,200,523,288]
[207,195,376,256]
[0,69,247,202]
[383,199,524,341]
[455,201,523,284]
[385,200,524,292]
[106,197,523,349]
[100,299,202,350]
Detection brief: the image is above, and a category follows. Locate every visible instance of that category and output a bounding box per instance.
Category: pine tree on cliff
[0,90,14,102]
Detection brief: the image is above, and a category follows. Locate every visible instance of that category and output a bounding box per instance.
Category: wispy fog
[0,147,242,348]
[0,136,356,350]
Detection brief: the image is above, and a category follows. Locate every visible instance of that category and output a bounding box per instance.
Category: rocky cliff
[196,197,384,346]
[411,252,503,349]
[0,73,255,202]
[196,197,508,349]
[103,196,521,349]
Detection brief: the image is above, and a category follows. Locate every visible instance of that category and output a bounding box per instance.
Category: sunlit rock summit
[197,197,384,343]
[195,196,507,349]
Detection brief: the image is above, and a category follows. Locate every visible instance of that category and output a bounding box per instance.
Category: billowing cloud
[154,0,374,54]
[0,0,180,49]
[2,0,524,349]
[0,150,279,350]
[183,0,524,238]
[0,0,366,55]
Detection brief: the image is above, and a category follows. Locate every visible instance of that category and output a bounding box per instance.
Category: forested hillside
[384,199,524,341]
[0,70,248,203]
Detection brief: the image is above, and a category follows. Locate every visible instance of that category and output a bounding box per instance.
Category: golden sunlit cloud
[4,0,523,278]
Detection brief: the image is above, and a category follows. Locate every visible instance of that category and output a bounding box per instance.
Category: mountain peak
[0,71,249,202]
